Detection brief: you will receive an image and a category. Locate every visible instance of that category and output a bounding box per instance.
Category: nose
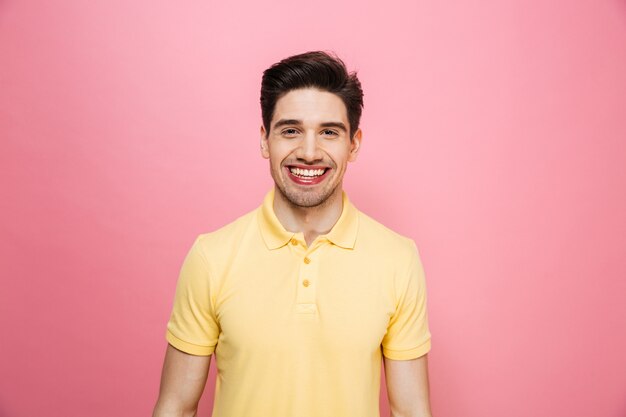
[296,131,323,163]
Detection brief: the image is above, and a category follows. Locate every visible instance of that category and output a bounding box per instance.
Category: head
[260,51,364,140]
[259,51,364,208]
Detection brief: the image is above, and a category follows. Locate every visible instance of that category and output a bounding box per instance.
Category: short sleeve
[166,236,220,356]
[381,240,431,360]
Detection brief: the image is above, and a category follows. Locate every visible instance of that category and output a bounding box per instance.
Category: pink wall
[1,0,625,416]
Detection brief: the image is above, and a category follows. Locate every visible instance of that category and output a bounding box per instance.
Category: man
[153,51,433,417]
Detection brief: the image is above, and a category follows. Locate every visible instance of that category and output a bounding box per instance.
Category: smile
[289,167,326,178]
[285,165,331,185]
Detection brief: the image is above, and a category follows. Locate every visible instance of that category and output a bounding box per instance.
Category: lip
[287,164,329,170]
[284,165,331,186]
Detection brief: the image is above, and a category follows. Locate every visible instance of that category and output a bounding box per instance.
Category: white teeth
[289,167,326,177]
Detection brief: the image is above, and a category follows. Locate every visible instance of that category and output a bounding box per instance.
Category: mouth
[284,165,331,185]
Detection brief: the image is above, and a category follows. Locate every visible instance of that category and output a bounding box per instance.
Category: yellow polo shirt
[166,188,431,417]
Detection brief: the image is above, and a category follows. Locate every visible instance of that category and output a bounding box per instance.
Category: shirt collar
[257,188,359,250]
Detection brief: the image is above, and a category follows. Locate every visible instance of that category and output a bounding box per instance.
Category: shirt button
[290,238,298,245]
[303,257,311,264]
[302,279,310,287]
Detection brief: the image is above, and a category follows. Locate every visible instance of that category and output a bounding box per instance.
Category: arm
[384,354,433,417]
[152,344,211,417]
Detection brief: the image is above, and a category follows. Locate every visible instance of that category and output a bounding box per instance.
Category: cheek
[268,142,292,162]
[331,149,351,165]
[270,154,285,171]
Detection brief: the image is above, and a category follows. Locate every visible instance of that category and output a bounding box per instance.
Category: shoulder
[191,207,259,265]
[356,210,418,259]
[355,210,427,299]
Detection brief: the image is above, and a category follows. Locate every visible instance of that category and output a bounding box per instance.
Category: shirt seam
[383,335,431,353]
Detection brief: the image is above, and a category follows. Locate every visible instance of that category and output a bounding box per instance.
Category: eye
[321,129,339,137]
[281,128,300,137]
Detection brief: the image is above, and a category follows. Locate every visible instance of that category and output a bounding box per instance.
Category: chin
[281,184,339,209]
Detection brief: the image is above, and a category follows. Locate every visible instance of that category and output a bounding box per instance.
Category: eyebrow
[272,119,348,132]
[273,119,302,129]
[319,122,347,132]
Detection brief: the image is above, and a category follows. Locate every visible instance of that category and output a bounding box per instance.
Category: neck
[273,185,344,247]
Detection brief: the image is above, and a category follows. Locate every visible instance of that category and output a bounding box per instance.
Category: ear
[260,125,270,159]
[348,128,362,162]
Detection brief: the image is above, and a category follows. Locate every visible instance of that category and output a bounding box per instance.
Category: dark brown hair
[260,51,364,139]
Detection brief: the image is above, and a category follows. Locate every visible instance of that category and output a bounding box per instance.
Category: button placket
[295,248,318,307]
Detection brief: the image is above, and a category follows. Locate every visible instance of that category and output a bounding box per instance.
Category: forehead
[272,88,348,125]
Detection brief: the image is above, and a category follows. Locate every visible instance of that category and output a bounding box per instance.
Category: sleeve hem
[382,338,431,360]
[166,330,215,356]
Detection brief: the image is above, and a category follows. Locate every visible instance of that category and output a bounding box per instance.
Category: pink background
[1,0,625,416]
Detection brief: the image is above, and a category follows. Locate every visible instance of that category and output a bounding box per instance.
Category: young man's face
[260,88,362,208]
